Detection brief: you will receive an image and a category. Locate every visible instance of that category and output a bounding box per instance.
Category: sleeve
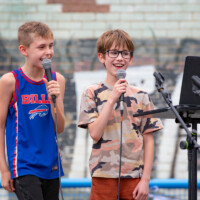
[140,93,163,135]
[78,87,99,129]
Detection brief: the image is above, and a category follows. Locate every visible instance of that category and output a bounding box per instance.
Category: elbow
[57,119,65,134]
[90,131,101,142]
[88,122,102,142]
[57,126,64,134]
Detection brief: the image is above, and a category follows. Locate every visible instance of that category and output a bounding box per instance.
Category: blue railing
[60,177,92,188]
[1,178,199,188]
[149,178,200,188]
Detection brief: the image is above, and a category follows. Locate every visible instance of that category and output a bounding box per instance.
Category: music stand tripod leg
[188,123,197,200]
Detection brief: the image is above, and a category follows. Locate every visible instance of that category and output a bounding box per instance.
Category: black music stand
[134,56,200,200]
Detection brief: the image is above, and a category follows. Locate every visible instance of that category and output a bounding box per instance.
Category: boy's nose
[116,52,123,59]
[45,47,53,56]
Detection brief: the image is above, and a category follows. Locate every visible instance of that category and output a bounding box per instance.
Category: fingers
[115,79,127,93]
[132,186,138,199]
[2,179,15,192]
[133,190,148,200]
[10,179,15,192]
[108,79,128,103]
[118,79,127,84]
[117,79,127,86]
[43,78,60,99]
[132,183,149,200]
[43,77,48,85]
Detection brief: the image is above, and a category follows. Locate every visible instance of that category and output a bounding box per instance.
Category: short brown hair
[97,29,134,54]
[18,21,53,47]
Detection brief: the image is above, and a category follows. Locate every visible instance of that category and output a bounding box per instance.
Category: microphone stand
[153,72,200,200]
[118,100,124,200]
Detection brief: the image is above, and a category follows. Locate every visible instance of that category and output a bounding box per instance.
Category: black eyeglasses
[104,50,133,59]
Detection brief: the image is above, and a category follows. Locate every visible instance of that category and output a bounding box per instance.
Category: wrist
[0,167,10,174]
[141,177,150,183]
[107,97,116,106]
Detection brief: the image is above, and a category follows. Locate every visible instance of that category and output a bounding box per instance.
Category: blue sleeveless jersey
[6,68,64,179]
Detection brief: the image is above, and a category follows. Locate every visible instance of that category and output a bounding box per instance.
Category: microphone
[116,69,126,113]
[42,58,56,103]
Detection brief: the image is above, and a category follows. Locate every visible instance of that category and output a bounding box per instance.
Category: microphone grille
[42,58,51,69]
[116,69,126,80]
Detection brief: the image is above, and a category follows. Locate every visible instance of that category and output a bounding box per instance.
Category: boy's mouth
[113,64,124,68]
[41,57,52,61]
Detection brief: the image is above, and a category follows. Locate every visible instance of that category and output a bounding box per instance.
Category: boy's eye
[110,51,118,55]
[49,43,54,48]
[123,51,129,56]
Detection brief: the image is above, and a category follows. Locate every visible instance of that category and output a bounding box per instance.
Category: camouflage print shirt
[78,81,163,178]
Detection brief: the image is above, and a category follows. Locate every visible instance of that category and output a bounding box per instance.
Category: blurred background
[0,0,200,185]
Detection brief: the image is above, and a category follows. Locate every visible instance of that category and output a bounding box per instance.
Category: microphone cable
[53,101,64,200]
[117,106,124,200]
[42,59,64,199]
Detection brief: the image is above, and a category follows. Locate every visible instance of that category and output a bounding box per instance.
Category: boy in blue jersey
[0,21,65,200]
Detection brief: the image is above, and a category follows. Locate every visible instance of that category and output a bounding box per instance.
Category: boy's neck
[21,64,45,81]
[105,75,118,86]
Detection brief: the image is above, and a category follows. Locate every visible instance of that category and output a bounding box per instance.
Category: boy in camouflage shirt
[78,29,163,200]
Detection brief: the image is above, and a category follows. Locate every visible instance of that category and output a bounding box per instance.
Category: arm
[88,79,127,142]
[43,72,65,134]
[0,73,15,192]
[132,132,154,200]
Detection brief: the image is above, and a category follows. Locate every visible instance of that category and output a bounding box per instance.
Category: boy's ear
[129,56,134,65]
[19,45,28,56]
[97,53,105,64]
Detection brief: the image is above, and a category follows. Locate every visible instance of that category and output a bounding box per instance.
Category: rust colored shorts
[90,177,140,200]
